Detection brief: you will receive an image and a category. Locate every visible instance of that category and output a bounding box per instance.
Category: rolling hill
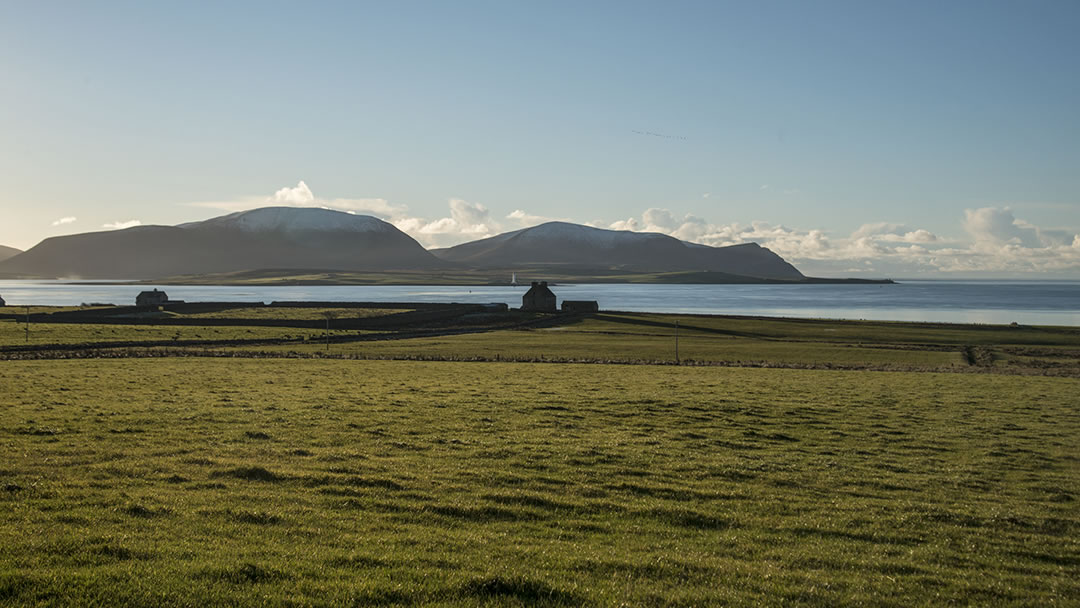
[432,221,805,280]
[0,208,446,279]
[0,245,21,263]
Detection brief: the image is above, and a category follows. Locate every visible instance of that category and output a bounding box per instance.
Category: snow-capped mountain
[181,207,395,234]
[432,221,804,280]
[0,207,444,279]
[0,208,807,281]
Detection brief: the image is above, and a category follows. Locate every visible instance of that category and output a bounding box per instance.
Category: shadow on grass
[430,504,537,522]
[225,509,282,525]
[458,575,583,606]
[122,503,170,518]
[198,563,290,584]
[211,466,284,482]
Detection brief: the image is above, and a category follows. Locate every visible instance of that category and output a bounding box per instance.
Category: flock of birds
[631,129,688,140]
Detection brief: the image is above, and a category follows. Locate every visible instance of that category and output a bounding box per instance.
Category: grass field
[0,319,328,348]
[7,308,1080,373]
[172,307,408,321]
[232,313,1080,373]
[269,324,966,368]
[1,358,1078,606]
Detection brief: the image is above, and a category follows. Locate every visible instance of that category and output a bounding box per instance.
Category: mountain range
[0,207,806,281]
[0,208,441,279]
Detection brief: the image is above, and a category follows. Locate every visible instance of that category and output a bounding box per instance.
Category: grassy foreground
[1,358,1078,606]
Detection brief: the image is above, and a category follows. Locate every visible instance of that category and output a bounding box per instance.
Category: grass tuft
[211,466,284,482]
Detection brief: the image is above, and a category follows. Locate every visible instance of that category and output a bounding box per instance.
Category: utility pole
[674,320,679,365]
[321,311,337,352]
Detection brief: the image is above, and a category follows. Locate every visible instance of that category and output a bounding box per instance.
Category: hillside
[432,221,805,280]
[0,208,446,279]
[0,245,21,263]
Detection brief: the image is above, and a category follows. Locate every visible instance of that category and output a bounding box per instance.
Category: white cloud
[184,183,1078,276]
[608,217,641,231]
[393,198,500,248]
[189,181,512,248]
[103,220,142,230]
[506,209,553,228]
[603,206,1079,276]
[269,180,316,205]
[189,180,409,219]
[962,207,1073,250]
[51,216,77,226]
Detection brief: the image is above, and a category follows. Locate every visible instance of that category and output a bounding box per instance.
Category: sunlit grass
[1,359,1077,605]
[0,319,326,347]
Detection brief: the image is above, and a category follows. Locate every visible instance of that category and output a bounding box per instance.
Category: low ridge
[0,245,21,263]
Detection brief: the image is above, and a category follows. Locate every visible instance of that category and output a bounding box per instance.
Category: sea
[2,279,1079,327]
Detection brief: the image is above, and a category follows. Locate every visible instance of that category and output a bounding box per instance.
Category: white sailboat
[511,272,518,286]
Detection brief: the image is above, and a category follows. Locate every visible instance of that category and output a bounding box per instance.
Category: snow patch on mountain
[515,222,674,248]
[182,207,394,233]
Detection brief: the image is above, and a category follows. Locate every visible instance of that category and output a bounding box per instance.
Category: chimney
[540,281,548,287]
[531,282,539,287]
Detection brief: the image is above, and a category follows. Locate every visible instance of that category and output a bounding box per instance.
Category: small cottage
[521,281,556,312]
[562,300,598,313]
[135,289,169,307]
[0,294,5,307]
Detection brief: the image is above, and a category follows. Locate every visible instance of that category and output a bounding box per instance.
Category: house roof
[524,281,555,298]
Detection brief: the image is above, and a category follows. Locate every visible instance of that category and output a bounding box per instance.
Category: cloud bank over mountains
[190,182,1079,277]
[610,206,1079,277]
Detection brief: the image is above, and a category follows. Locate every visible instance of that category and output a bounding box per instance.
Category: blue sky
[2,1,1078,276]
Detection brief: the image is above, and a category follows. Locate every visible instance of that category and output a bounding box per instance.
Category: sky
[1,0,1078,277]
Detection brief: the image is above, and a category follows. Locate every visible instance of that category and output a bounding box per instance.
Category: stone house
[521,281,556,312]
[136,289,169,307]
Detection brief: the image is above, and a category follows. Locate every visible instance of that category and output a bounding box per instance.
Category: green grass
[236,312,1080,371]
[172,306,408,320]
[1,358,1078,606]
[0,305,115,316]
[6,309,1079,373]
[0,319,328,347]
[267,325,964,368]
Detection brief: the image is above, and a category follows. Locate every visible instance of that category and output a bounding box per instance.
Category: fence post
[674,320,679,365]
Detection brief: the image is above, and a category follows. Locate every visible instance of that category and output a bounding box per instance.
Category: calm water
[1,280,1078,326]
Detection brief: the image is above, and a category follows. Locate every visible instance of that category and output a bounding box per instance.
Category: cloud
[506,209,553,228]
[393,198,500,248]
[51,216,77,226]
[962,207,1073,249]
[605,206,1079,276]
[189,181,508,248]
[184,183,1078,276]
[189,181,408,218]
[269,181,316,205]
[103,220,142,230]
[851,222,939,244]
